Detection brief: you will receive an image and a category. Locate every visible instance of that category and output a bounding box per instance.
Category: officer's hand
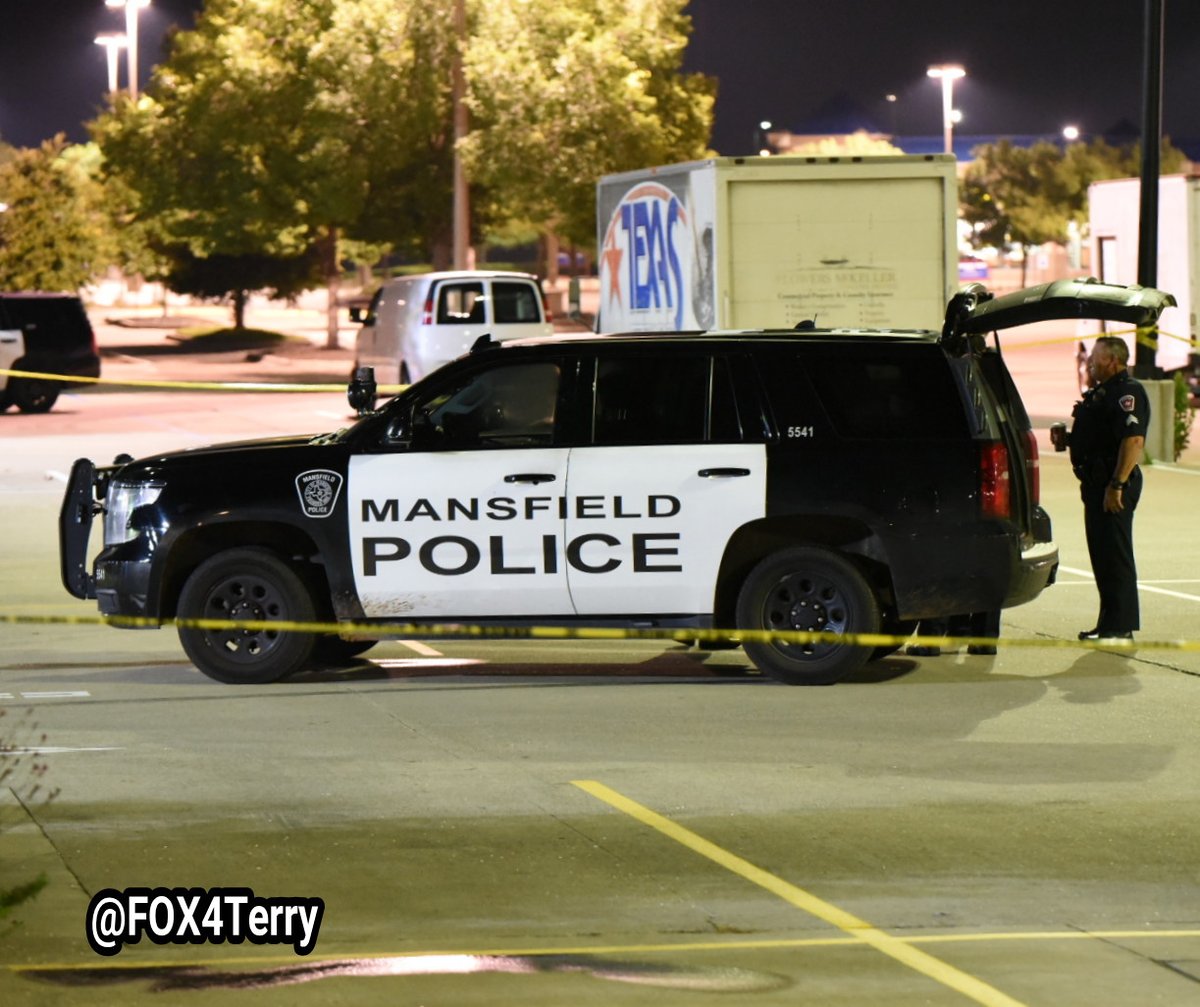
[1104,486,1125,513]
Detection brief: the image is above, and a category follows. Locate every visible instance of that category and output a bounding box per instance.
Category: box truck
[595,155,959,333]
[1087,175,1198,377]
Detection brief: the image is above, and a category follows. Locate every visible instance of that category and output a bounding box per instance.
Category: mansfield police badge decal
[296,470,343,519]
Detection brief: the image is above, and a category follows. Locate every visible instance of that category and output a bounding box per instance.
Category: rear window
[436,282,485,324]
[492,282,541,324]
[762,347,967,440]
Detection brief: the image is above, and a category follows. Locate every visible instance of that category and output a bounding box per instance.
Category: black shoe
[967,645,997,656]
[1079,629,1133,642]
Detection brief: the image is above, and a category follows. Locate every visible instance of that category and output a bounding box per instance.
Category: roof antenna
[794,316,817,331]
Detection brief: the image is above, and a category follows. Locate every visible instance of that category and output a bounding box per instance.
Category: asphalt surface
[1,309,1198,1006]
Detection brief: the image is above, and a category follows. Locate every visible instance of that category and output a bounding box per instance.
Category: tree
[0,137,114,292]
[95,0,715,323]
[961,137,1189,285]
[462,0,714,273]
[96,0,458,340]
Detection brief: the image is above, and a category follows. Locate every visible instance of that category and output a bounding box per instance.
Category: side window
[492,282,541,324]
[709,355,743,443]
[436,282,485,325]
[593,355,708,445]
[756,353,829,441]
[805,351,967,439]
[412,361,561,450]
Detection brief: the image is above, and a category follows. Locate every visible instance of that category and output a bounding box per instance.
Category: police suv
[59,281,1173,686]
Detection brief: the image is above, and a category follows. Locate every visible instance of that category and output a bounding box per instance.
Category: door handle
[504,473,557,484]
[698,467,751,478]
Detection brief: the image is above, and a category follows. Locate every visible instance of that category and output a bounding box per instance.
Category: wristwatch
[1109,478,1127,490]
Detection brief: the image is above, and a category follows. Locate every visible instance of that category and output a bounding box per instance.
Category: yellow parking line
[573,779,1028,1007]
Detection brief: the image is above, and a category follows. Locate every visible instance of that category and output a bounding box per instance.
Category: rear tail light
[1024,429,1040,505]
[542,290,553,324]
[421,294,434,325]
[979,440,1011,519]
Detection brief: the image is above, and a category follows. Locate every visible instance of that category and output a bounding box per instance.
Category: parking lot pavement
[2,409,1200,1003]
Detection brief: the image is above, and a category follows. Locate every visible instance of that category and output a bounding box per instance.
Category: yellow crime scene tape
[5,347,1196,661]
[2,325,1196,392]
[0,367,407,395]
[999,324,1199,352]
[3,612,1200,657]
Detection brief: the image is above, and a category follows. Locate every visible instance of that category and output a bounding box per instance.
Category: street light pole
[105,0,150,100]
[1135,0,1165,377]
[926,64,965,156]
[451,0,470,270]
[94,33,128,94]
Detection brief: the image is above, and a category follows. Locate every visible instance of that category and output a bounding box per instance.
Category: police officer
[1050,336,1149,641]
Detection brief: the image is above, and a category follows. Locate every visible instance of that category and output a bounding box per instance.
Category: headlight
[104,482,163,545]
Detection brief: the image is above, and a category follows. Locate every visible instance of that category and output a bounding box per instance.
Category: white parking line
[400,640,444,657]
[0,691,92,701]
[3,746,122,755]
[1150,464,1200,476]
[1059,565,1200,604]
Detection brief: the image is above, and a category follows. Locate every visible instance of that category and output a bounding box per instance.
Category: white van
[351,271,553,385]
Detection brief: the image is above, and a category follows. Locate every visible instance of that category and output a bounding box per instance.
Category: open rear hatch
[939,279,1176,541]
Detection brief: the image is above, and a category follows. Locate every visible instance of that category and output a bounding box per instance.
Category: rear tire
[177,548,317,684]
[736,547,880,685]
[11,378,59,413]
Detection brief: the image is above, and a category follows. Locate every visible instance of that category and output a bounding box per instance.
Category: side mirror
[349,305,367,324]
[348,366,378,416]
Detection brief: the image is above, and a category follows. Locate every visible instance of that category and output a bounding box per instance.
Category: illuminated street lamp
[94,32,128,94]
[1062,124,1081,142]
[105,0,151,100]
[758,119,773,157]
[926,63,966,155]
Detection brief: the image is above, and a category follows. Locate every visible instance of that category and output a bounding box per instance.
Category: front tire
[736,547,880,685]
[177,548,317,684]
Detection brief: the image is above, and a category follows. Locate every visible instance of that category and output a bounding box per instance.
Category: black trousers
[1082,468,1142,633]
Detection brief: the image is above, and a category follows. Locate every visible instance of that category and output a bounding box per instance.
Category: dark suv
[60,280,1173,685]
[0,293,101,413]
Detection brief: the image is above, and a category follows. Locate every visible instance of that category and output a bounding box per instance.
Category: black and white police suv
[59,281,1173,686]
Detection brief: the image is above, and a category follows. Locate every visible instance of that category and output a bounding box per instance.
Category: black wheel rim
[201,573,291,664]
[760,571,851,659]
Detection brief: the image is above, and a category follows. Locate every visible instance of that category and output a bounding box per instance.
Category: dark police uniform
[1068,369,1150,635]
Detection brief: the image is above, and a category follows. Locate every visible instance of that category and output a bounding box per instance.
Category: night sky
[2,1,1199,154]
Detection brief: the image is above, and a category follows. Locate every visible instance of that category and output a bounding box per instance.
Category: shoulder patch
[1119,394,1136,412]
[296,469,343,518]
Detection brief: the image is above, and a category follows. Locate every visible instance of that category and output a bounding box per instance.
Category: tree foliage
[961,137,1190,258]
[93,0,715,316]
[462,0,714,248]
[0,137,115,292]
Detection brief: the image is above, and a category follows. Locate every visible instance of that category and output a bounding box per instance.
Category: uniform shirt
[1068,369,1150,487]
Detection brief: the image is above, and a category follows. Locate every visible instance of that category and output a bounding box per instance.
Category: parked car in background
[351,271,553,385]
[0,293,101,413]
